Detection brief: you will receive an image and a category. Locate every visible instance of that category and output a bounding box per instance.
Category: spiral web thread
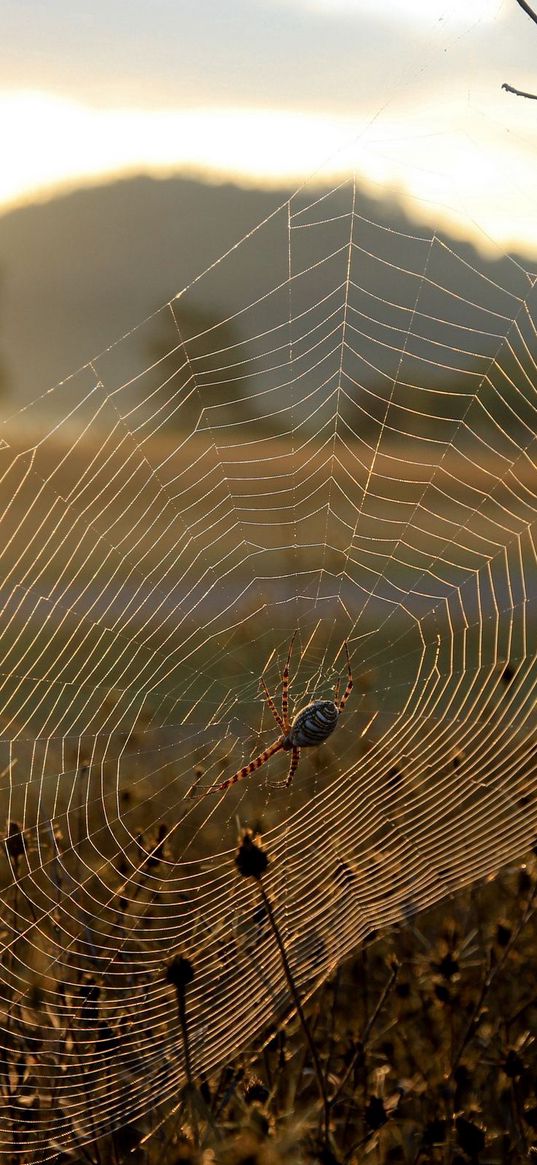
[0,175,536,1157]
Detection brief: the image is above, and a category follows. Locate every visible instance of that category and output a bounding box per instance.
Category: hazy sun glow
[291,0,500,21]
[2,88,537,256]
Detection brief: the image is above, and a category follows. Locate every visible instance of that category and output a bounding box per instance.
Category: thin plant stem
[452,877,537,1069]
[331,958,399,1107]
[177,986,193,1089]
[256,876,331,1145]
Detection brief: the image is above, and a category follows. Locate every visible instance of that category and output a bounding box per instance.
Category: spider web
[0,174,536,1157]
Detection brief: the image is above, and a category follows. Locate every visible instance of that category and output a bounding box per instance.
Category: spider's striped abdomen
[286,700,339,748]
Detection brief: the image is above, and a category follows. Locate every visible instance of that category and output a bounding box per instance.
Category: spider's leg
[261,678,286,732]
[190,738,284,797]
[338,641,353,712]
[333,676,341,704]
[281,629,297,730]
[286,746,300,787]
[271,746,300,789]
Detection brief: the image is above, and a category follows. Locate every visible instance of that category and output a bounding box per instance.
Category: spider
[191,633,352,797]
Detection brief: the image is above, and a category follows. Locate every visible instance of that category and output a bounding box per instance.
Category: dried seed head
[496,922,511,947]
[435,952,459,980]
[165,955,195,990]
[147,823,168,868]
[244,1079,269,1105]
[386,765,403,788]
[455,1116,485,1157]
[454,1064,471,1092]
[28,981,44,1011]
[235,830,269,879]
[111,1126,142,1155]
[422,1119,446,1147]
[504,1049,524,1079]
[4,822,25,864]
[365,1095,388,1130]
[98,1021,119,1054]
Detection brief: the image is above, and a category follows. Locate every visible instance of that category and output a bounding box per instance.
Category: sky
[2,0,537,253]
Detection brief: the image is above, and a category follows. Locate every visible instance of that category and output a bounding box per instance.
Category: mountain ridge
[0,173,532,416]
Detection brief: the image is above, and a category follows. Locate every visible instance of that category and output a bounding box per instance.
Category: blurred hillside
[0,174,534,424]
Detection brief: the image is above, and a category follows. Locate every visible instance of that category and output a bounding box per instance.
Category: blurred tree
[148,300,280,435]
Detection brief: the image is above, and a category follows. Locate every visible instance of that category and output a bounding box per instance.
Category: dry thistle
[234,829,331,1148]
[235,830,269,879]
[165,955,195,1088]
[455,1115,485,1158]
[4,821,25,869]
[365,1095,388,1131]
[166,955,195,991]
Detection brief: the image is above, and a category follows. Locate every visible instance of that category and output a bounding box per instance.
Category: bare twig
[503,0,537,99]
[330,958,400,1107]
[502,0,537,99]
[502,81,537,100]
[452,877,537,1069]
[514,0,537,26]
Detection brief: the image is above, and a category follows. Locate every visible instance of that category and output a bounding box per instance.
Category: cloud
[1,1,537,254]
[279,0,502,23]
[0,0,520,111]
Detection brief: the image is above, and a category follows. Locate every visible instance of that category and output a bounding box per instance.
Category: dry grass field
[1,824,536,1164]
[0,429,535,1163]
